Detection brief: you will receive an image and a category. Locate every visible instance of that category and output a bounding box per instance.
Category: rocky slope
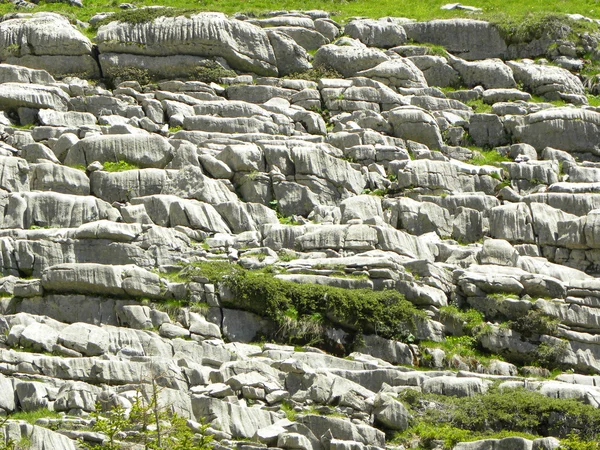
[0,8,600,450]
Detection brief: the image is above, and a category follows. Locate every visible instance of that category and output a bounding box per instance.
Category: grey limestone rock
[64,134,174,169]
[41,263,162,298]
[448,56,516,89]
[505,107,600,153]
[313,42,389,77]
[344,19,407,48]
[422,376,491,397]
[0,63,55,84]
[507,60,586,101]
[356,59,428,89]
[403,19,508,60]
[0,83,70,112]
[388,106,443,149]
[0,13,98,78]
[97,13,280,76]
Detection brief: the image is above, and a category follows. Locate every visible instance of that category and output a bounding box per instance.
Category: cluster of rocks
[1,7,600,450]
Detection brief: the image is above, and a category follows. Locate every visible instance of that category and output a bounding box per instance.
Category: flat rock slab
[0,83,70,112]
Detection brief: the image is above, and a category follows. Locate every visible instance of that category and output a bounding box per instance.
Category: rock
[0,83,70,112]
[266,30,311,76]
[192,396,278,439]
[0,13,99,78]
[97,12,280,76]
[505,108,600,153]
[507,60,586,101]
[388,106,443,149]
[64,134,174,169]
[313,42,389,77]
[479,239,519,266]
[0,156,30,193]
[0,64,55,84]
[19,322,59,352]
[454,437,533,450]
[373,392,409,431]
[3,422,77,450]
[30,163,90,196]
[422,376,492,396]
[0,374,16,414]
[42,263,162,298]
[356,59,428,89]
[403,20,508,60]
[448,56,516,89]
[59,323,109,356]
[344,19,407,48]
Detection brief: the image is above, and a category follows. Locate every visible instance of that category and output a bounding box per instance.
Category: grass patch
[492,12,599,46]
[468,148,511,166]
[466,99,493,114]
[439,306,484,335]
[587,95,600,107]
[1,1,598,40]
[283,66,342,82]
[9,408,62,424]
[102,160,139,172]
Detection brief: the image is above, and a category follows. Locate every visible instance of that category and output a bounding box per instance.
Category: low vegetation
[468,148,511,166]
[102,160,139,172]
[178,261,425,344]
[395,386,600,449]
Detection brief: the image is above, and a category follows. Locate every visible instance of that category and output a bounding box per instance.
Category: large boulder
[356,59,428,89]
[64,134,174,168]
[507,60,586,101]
[344,18,407,48]
[97,12,287,76]
[403,19,508,60]
[313,42,389,77]
[388,106,443,149]
[41,263,162,298]
[0,13,100,78]
[505,108,600,154]
[0,83,70,112]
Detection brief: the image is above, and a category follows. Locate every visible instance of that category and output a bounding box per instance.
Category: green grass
[439,306,485,335]
[466,99,493,114]
[9,408,62,424]
[467,148,511,166]
[1,1,599,37]
[394,386,600,449]
[102,160,139,172]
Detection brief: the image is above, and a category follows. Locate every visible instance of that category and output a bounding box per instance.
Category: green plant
[468,149,511,166]
[8,409,63,424]
[108,66,152,86]
[439,306,484,335]
[466,99,493,114]
[192,61,236,83]
[102,160,139,172]
[283,66,342,82]
[395,386,600,448]
[509,310,560,338]
[86,379,213,450]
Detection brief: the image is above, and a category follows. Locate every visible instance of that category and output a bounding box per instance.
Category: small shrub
[439,306,484,335]
[108,66,152,86]
[284,66,343,82]
[192,61,236,83]
[509,310,560,338]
